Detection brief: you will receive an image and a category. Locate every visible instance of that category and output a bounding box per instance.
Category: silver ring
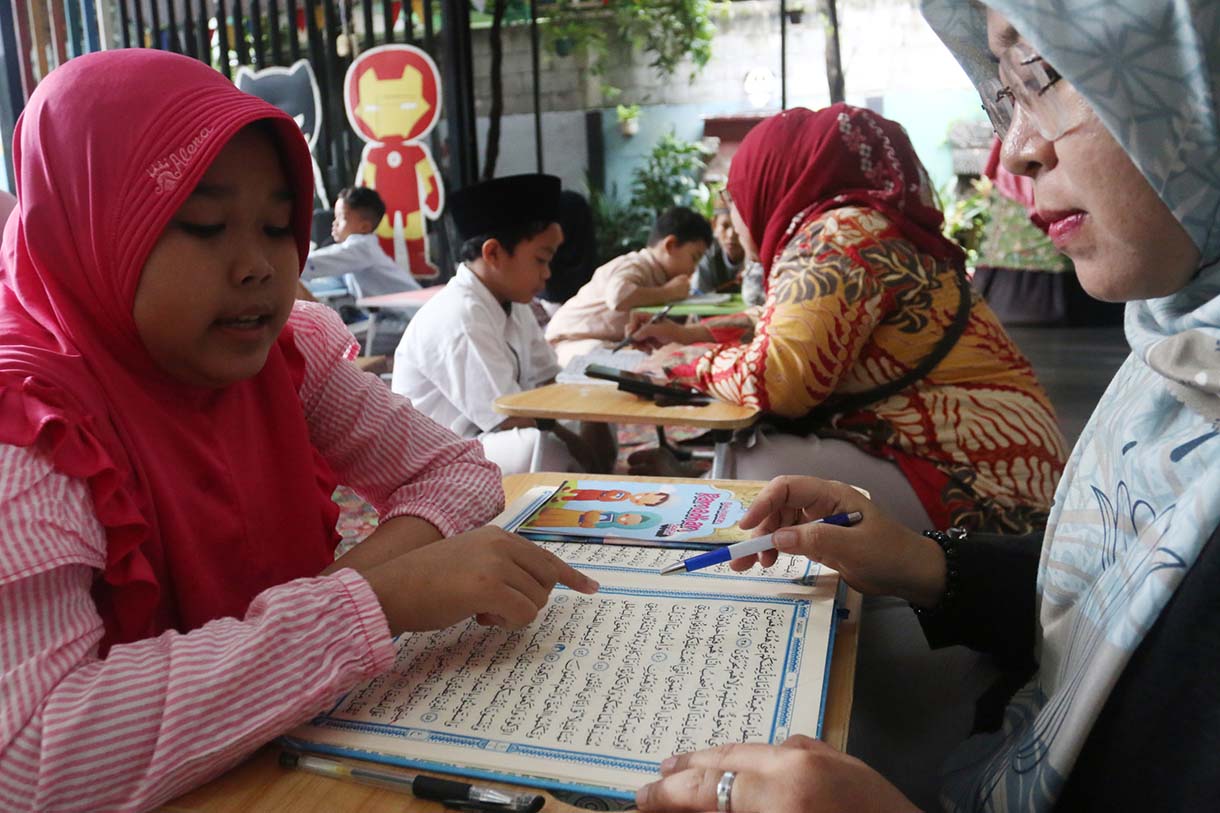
[716,770,736,812]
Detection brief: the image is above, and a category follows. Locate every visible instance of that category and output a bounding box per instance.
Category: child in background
[545,206,712,365]
[692,203,745,294]
[0,51,596,811]
[302,186,420,299]
[303,186,420,354]
[393,174,613,475]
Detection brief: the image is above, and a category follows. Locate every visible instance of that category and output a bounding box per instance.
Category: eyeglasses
[979,43,1085,142]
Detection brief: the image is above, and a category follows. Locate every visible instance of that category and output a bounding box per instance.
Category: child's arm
[291,303,504,549]
[0,442,594,809]
[0,444,395,811]
[610,273,691,311]
[300,238,359,280]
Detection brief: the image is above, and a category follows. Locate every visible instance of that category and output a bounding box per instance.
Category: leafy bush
[589,132,714,264]
[588,182,645,265]
[548,0,716,99]
[628,132,712,219]
[941,176,993,269]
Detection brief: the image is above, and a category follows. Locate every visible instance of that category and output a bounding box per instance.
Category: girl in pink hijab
[0,50,595,809]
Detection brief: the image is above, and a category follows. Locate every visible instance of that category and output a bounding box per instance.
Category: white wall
[468,0,976,116]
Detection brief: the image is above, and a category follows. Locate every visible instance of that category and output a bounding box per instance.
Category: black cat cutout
[235,60,329,209]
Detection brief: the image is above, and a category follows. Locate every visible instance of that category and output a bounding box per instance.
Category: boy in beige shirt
[546,207,713,364]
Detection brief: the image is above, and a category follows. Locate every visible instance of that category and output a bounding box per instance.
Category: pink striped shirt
[0,303,504,811]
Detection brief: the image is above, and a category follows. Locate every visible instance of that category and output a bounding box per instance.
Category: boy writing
[392,174,611,475]
[545,207,713,364]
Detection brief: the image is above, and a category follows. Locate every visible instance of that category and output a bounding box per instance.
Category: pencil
[613,303,675,351]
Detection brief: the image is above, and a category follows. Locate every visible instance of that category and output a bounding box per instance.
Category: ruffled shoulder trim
[0,375,159,643]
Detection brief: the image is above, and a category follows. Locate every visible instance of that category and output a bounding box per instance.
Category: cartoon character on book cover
[344,44,443,279]
[553,485,671,506]
[531,507,663,530]
[522,480,752,544]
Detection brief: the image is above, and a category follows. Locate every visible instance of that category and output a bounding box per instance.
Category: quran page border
[305,588,814,782]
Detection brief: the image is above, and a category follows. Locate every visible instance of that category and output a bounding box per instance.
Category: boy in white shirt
[303,186,421,299]
[392,174,610,475]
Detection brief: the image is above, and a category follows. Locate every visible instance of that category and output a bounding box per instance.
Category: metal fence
[0,0,486,213]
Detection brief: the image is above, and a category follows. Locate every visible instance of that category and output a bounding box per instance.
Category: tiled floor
[1006,325,1130,447]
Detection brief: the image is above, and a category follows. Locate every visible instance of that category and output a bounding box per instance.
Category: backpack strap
[766,264,973,436]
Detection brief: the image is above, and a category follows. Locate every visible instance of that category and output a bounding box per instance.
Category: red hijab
[0,51,340,651]
[727,104,963,281]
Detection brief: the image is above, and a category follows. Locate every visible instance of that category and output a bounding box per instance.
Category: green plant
[940,176,994,268]
[693,178,723,221]
[588,134,716,264]
[588,181,648,265]
[628,132,712,219]
[616,103,640,124]
[548,0,717,101]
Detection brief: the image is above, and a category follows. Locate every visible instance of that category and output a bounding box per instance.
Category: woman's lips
[1041,210,1087,249]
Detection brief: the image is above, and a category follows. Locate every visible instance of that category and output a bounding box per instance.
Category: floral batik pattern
[692,206,1067,533]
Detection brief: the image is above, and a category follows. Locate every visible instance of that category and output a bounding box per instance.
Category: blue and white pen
[659,511,863,575]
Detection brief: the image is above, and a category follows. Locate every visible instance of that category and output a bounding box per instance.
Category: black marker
[280,751,545,812]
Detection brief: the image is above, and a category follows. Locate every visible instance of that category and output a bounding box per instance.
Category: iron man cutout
[344,45,443,278]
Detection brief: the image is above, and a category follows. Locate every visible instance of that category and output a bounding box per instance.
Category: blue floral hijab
[922,1,1220,809]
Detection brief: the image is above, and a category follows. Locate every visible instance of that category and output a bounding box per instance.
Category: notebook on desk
[284,481,843,801]
[554,347,649,385]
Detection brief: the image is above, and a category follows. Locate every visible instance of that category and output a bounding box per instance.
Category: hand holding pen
[661,511,862,575]
[613,303,675,350]
[717,476,949,608]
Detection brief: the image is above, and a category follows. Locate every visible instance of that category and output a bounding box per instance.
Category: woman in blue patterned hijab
[635,2,1219,811]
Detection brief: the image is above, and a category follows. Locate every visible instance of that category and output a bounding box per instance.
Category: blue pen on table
[659,511,863,575]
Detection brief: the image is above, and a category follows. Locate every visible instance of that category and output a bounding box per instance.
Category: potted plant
[785,2,806,24]
[617,104,641,137]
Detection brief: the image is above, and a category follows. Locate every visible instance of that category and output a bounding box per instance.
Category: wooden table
[166,473,858,812]
[355,285,444,356]
[494,383,760,478]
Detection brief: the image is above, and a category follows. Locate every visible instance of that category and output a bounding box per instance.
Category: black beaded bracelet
[910,527,967,617]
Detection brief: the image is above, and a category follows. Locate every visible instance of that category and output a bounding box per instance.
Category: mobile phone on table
[583,364,708,403]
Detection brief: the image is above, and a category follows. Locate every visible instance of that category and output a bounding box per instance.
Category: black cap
[448,174,562,241]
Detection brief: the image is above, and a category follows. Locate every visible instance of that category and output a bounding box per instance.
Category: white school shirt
[392,264,561,438]
[302,233,421,298]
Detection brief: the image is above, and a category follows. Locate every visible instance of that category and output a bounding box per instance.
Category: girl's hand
[734,476,946,607]
[635,736,920,813]
[362,526,599,634]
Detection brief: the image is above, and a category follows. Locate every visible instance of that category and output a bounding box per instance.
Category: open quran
[285,484,842,801]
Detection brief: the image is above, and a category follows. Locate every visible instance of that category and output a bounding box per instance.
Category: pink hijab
[0,50,340,651]
[727,104,963,280]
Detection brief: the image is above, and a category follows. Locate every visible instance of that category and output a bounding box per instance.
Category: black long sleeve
[914,532,1042,667]
[909,527,1220,810]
